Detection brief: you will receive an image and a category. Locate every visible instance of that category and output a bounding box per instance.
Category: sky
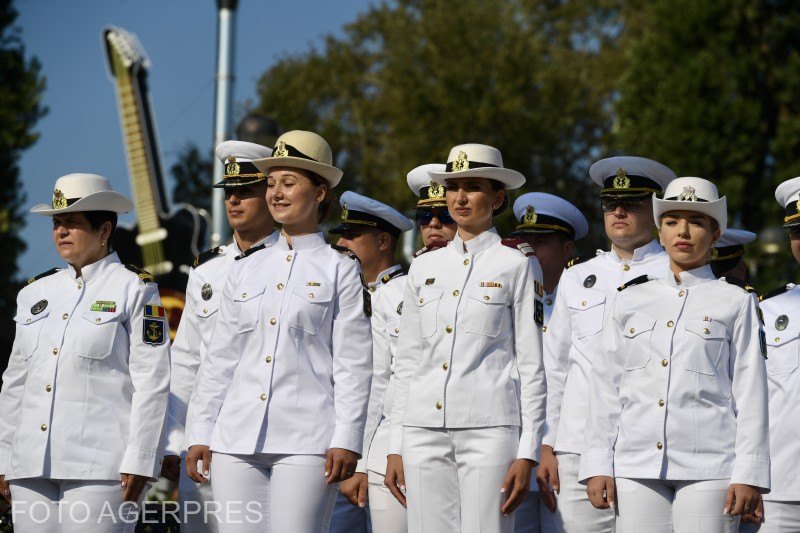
[13,0,374,278]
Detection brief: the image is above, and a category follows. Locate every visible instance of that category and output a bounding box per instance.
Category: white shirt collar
[451,227,500,256]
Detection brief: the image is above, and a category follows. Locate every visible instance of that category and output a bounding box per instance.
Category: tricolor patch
[144,305,167,319]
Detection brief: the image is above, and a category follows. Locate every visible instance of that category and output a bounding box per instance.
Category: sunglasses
[600,199,649,213]
[415,209,455,226]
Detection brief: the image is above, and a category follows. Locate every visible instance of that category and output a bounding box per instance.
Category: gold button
[77,283,82,289]
[463,259,470,266]
[435,401,443,410]
[678,290,685,297]
[419,298,425,304]
[483,296,490,301]
[452,290,459,296]
[242,293,248,299]
[661,359,668,367]
[581,301,587,306]
[445,325,453,333]
[277,283,284,290]
[658,399,665,407]
[656,442,663,450]
[203,308,208,314]
[703,328,710,334]
[260,394,267,401]
[40,424,47,431]
[666,320,674,327]
[62,313,68,320]
[775,337,781,343]
[623,264,630,271]
[269,318,277,325]
[546,299,552,305]
[45,385,52,392]
[286,255,292,262]
[442,362,449,371]
[308,293,315,299]
[26,318,31,323]
[95,318,101,323]
[52,348,58,355]
[394,327,400,334]
[369,287,376,293]
[542,326,548,332]
[629,328,635,334]
[265,356,272,363]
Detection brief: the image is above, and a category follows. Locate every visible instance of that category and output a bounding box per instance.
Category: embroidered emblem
[613,168,630,189]
[583,274,596,288]
[776,314,789,331]
[341,203,349,222]
[760,329,767,359]
[533,280,544,297]
[452,150,469,172]
[31,299,48,315]
[143,319,165,346]
[425,278,435,285]
[273,140,288,157]
[90,300,117,312]
[428,180,445,200]
[678,186,698,202]
[397,302,403,315]
[707,246,719,261]
[144,304,167,319]
[534,300,544,327]
[226,156,240,176]
[523,205,537,225]
[201,283,213,301]
[52,189,67,209]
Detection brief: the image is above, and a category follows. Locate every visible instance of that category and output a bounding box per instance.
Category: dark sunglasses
[415,209,455,226]
[600,198,649,213]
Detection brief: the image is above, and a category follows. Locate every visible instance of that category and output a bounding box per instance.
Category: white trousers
[402,425,518,533]
[739,500,800,533]
[546,452,614,533]
[368,469,406,533]
[178,456,219,532]
[615,478,738,533]
[9,478,140,533]
[210,452,338,533]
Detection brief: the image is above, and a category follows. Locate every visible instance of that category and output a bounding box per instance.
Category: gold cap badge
[428,180,445,200]
[226,156,240,176]
[52,189,67,209]
[613,168,630,189]
[341,203,349,222]
[273,140,288,157]
[795,194,800,214]
[523,205,538,225]
[452,150,469,172]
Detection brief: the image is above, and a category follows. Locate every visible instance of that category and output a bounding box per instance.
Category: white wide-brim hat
[652,176,727,234]
[30,173,133,216]
[429,143,526,189]
[252,130,343,187]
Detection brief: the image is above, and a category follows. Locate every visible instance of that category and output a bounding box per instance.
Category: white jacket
[0,253,170,480]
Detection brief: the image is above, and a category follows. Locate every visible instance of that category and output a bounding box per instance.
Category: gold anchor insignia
[613,168,630,189]
[274,140,288,157]
[452,150,469,172]
[795,193,800,214]
[52,189,67,209]
[341,203,349,222]
[678,186,698,201]
[146,322,162,341]
[428,180,445,200]
[226,156,240,176]
[523,205,538,225]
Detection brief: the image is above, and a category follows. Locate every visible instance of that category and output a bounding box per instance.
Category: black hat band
[335,209,402,237]
[601,174,662,197]
[223,161,265,179]
[515,213,575,239]
[272,142,319,163]
[445,160,497,173]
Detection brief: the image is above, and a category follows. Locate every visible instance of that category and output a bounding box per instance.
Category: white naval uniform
[0,253,170,531]
[188,232,373,532]
[542,240,666,533]
[165,233,277,533]
[389,228,547,533]
[580,265,770,532]
[741,284,800,532]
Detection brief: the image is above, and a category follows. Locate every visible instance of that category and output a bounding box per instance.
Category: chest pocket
[288,285,334,335]
[233,285,265,333]
[622,316,656,370]
[194,291,221,321]
[462,288,510,337]
[568,291,606,339]
[764,321,800,375]
[13,309,50,358]
[683,320,728,375]
[75,311,123,359]
[417,287,443,339]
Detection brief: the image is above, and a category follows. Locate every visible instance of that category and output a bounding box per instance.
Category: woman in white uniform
[186,130,373,533]
[384,144,547,533]
[580,177,770,533]
[0,173,170,532]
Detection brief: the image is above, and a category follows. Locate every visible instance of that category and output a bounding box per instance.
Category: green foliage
[170,143,213,213]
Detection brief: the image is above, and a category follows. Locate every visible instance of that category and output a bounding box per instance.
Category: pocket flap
[568,291,606,311]
[14,309,50,325]
[466,288,510,306]
[765,321,800,347]
[623,317,656,338]
[234,286,266,302]
[292,285,333,303]
[81,310,122,325]
[685,320,727,340]
[417,287,443,307]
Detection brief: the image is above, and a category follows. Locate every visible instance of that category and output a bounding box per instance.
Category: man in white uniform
[407,163,457,248]
[508,192,587,533]
[536,157,676,533]
[330,191,413,533]
[162,140,275,530]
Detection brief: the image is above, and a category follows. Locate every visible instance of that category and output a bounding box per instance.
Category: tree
[170,143,214,214]
[254,0,625,244]
[0,0,47,358]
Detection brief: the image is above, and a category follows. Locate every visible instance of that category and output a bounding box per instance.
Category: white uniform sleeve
[514,256,547,461]
[120,282,171,478]
[542,270,572,448]
[164,277,201,456]
[357,292,393,472]
[729,293,771,490]
[0,298,31,475]
[579,296,624,482]
[330,259,373,455]
[388,271,422,456]
[188,271,242,448]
